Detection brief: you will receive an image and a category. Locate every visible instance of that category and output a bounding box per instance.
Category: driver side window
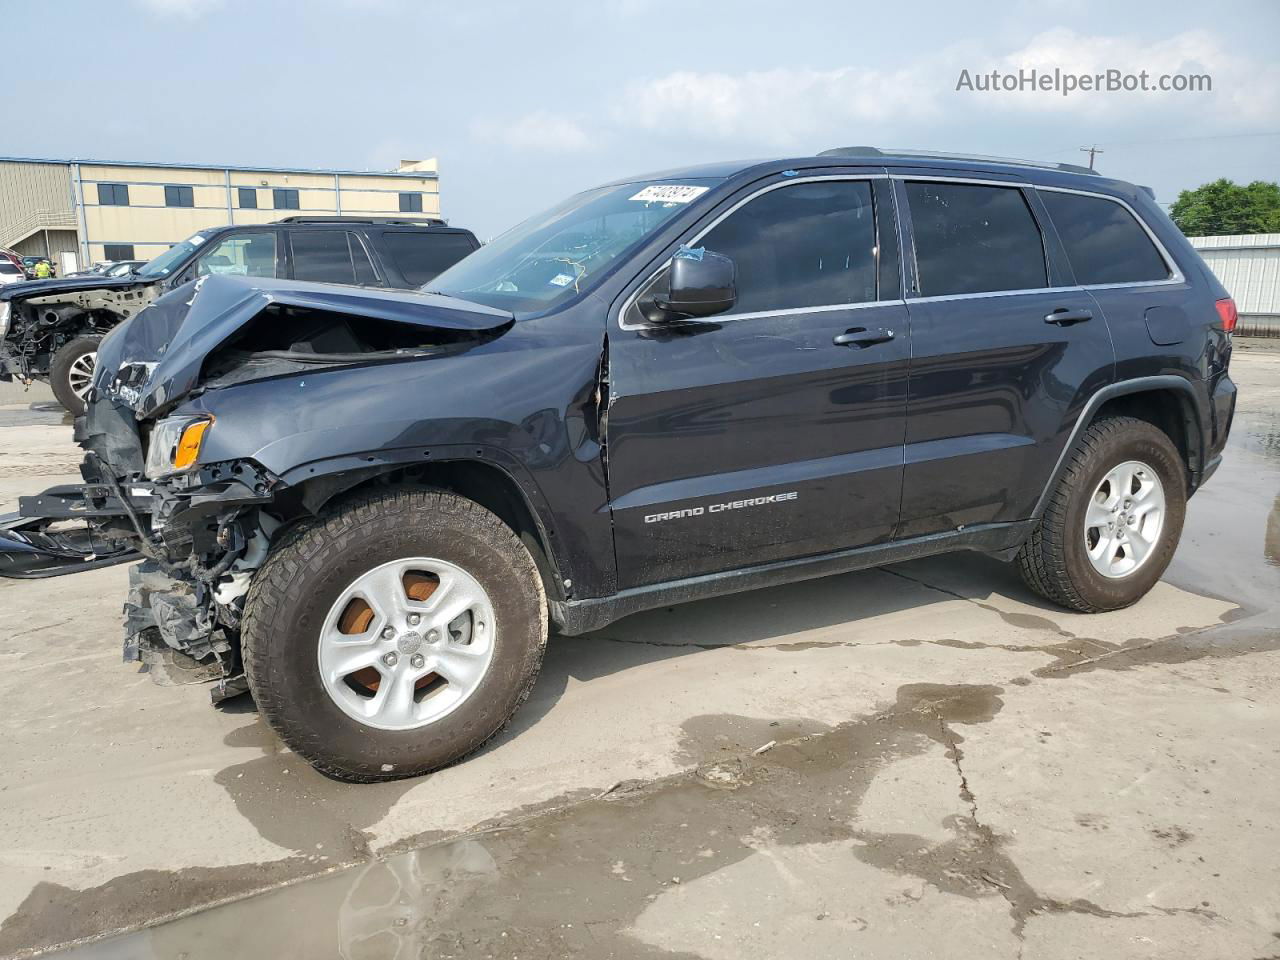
[195,233,278,279]
[700,179,878,316]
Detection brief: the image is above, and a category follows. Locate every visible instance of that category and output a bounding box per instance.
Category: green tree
[1170,178,1280,236]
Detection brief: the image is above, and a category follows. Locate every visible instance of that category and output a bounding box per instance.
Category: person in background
[32,259,52,279]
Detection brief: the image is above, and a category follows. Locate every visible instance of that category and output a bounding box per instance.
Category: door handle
[833,326,895,348]
[1044,307,1093,326]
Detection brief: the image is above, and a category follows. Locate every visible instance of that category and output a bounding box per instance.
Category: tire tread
[1016,416,1180,613]
[242,488,546,783]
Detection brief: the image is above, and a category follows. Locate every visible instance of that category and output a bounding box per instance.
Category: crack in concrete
[918,699,1221,944]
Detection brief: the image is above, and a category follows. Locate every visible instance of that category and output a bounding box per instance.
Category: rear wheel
[242,489,547,782]
[1017,416,1186,612]
[49,336,101,415]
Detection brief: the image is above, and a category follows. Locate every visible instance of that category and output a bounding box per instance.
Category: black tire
[49,336,101,415]
[1016,416,1186,612]
[242,489,548,782]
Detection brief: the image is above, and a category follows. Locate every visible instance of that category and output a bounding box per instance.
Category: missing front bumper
[0,513,141,578]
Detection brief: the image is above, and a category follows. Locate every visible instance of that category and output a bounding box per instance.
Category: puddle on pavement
[35,685,1017,959]
[1166,394,1280,614]
[35,684,1173,958]
[0,402,71,428]
[213,720,418,860]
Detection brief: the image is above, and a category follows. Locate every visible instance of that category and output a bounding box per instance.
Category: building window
[97,183,130,206]
[398,192,424,213]
[164,185,195,208]
[273,188,300,210]
[238,187,258,209]
[103,244,135,261]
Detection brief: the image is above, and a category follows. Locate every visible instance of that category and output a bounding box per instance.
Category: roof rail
[817,146,1099,176]
[273,215,449,226]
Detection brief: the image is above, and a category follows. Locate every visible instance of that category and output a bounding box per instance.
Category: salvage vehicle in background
[0,149,1237,782]
[0,216,479,413]
[0,259,25,287]
[66,260,148,278]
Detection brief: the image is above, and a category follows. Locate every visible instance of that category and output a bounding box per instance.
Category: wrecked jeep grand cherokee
[0,149,1237,782]
[0,216,479,415]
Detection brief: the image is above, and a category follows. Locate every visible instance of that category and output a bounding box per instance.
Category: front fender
[173,332,616,597]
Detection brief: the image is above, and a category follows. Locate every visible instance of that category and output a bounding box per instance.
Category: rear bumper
[1209,372,1237,462]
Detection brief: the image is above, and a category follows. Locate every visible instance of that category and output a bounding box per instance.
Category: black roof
[273,215,449,227]
[609,147,1138,197]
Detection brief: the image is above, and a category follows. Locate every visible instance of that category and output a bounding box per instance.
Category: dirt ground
[0,346,1277,959]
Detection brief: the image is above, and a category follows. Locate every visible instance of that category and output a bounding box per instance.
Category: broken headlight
[145,415,214,479]
[0,302,9,339]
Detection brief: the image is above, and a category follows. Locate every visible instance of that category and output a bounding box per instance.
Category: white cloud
[614,29,1279,144]
[984,27,1279,123]
[619,65,940,146]
[470,111,596,153]
[135,0,224,18]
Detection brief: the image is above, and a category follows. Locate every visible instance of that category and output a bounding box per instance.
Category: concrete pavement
[0,348,1277,959]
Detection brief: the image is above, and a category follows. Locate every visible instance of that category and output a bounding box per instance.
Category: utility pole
[1080,144,1104,169]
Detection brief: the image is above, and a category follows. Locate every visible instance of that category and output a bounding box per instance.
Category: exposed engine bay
[0,284,159,381]
[0,274,514,700]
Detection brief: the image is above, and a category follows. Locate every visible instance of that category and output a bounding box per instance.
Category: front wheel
[242,489,548,782]
[49,336,101,415]
[1017,416,1186,612]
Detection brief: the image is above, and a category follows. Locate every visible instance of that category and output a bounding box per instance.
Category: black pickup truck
[0,216,478,412]
[0,149,1237,782]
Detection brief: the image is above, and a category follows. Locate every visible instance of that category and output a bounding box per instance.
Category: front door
[606,175,911,589]
[895,177,1116,537]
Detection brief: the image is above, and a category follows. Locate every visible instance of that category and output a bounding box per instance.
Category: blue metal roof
[0,155,438,179]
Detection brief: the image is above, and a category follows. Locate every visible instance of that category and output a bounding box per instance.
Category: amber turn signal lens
[173,418,213,470]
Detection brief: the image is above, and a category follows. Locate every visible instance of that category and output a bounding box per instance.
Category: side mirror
[650,247,737,321]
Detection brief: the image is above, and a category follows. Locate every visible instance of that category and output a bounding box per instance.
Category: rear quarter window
[381,232,477,286]
[1041,191,1171,285]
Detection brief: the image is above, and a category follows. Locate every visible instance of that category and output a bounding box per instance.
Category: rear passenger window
[1041,191,1170,285]
[291,230,358,284]
[906,182,1047,296]
[699,179,879,314]
[382,232,477,286]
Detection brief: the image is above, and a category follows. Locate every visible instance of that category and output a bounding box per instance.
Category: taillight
[1215,297,1238,333]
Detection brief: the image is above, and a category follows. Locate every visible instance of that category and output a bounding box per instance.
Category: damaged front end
[1,395,284,700]
[1,273,513,702]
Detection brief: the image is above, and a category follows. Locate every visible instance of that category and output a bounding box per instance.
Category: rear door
[1036,187,1192,381]
[896,175,1115,537]
[606,174,912,588]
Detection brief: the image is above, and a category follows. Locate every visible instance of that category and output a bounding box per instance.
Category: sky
[6,0,1278,238]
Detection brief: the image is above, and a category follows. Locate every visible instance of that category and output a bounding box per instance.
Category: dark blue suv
[0,148,1237,781]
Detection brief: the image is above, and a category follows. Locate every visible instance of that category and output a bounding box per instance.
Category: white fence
[1190,233,1280,337]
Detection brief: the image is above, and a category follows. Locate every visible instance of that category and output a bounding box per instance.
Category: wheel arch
[1032,376,1206,519]
[287,457,568,603]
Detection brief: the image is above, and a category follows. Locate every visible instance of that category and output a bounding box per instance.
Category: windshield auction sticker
[630,185,710,204]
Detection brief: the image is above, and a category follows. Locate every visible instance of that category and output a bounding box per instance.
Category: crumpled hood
[0,274,150,303]
[94,273,514,419]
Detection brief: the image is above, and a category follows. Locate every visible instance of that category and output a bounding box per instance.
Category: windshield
[134,231,214,279]
[427,179,721,311]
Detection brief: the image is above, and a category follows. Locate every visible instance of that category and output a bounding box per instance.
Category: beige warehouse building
[0,155,440,272]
